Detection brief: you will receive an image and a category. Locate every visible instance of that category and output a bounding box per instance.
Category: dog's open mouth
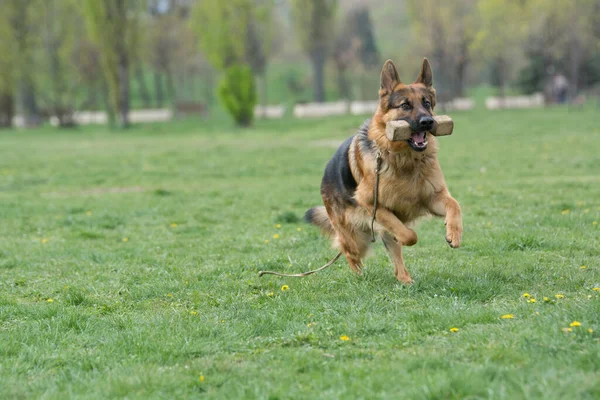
[407,131,428,151]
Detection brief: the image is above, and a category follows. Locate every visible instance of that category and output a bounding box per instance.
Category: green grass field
[1,106,599,399]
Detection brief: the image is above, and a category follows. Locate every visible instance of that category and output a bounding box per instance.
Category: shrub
[217,64,257,127]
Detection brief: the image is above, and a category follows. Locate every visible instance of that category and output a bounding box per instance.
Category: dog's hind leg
[327,208,371,274]
[382,232,413,284]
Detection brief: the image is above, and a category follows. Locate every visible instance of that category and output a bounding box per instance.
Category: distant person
[552,73,569,104]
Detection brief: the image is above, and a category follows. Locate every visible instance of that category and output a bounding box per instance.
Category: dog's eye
[400,103,412,110]
[423,100,431,109]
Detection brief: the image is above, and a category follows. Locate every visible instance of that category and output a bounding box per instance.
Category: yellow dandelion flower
[199,375,205,383]
[581,265,586,269]
[535,312,540,315]
[86,211,92,216]
[528,298,536,303]
[171,223,177,228]
[588,329,594,333]
[190,311,198,316]
[501,314,514,319]
[281,285,289,291]
[592,288,600,291]
[593,221,598,225]
[522,293,530,298]
[297,227,302,232]
[167,293,173,297]
[562,327,573,333]
[264,239,269,244]
[340,335,351,341]
[41,238,48,244]
[543,297,550,302]
[46,298,54,303]
[273,234,280,239]
[267,292,274,297]
[275,224,281,229]
[307,322,316,327]
[555,294,565,299]
[449,327,459,333]
[561,209,570,215]
[569,321,581,327]
[122,237,129,242]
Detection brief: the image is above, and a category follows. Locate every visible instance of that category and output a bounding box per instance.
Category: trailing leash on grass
[258,252,342,278]
[258,152,383,278]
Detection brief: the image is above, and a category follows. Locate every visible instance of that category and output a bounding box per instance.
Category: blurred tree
[519,0,600,98]
[151,1,216,109]
[218,65,257,127]
[38,0,84,127]
[333,31,359,101]
[245,1,278,113]
[333,6,379,101]
[191,1,249,70]
[291,0,338,102]
[408,0,476,100]
[191,0,273,125]
[6,0,43,127]
[147,13,179,106]
[0,1,15,128]
[72,39,106,111]
[471,0,529,98]
[351,7,380,70]
[82,0,142,128]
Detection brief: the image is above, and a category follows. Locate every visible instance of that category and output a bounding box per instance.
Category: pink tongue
[411,131,426,144]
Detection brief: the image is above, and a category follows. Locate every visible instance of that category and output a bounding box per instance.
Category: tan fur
[320,59,462,283]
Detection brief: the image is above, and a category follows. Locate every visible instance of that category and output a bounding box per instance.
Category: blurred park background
[2,2,600,397]
[0,0,599,129]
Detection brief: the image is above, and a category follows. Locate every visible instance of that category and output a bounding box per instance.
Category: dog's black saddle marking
[320,120,374,207]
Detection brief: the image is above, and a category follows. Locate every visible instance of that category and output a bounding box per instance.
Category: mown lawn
[1,106,599,399]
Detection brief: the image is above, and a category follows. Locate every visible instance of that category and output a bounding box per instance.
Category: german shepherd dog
[305,58,462,284]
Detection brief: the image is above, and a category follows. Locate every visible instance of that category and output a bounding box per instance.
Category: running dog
[305,58,462,283]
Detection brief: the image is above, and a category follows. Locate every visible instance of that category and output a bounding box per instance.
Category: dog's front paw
[445,224,462,248]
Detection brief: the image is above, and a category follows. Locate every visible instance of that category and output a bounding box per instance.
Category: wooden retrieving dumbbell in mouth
[385,115,454,142]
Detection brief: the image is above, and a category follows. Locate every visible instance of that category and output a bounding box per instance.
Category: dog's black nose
[419,116,434,130]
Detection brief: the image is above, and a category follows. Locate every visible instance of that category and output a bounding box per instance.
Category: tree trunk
[102,79,116,128]
[11,0,41,128]
[261,73,268,110]
[165,67,175,104]
[336,66,350,101]
[19,80,41,128]
[568,40,581,99]
[154,72,164,108]
[135,63,151,108]
[454,41,468,98]
[0,93,14,128]
[454,60,466,98]
[117,50,129,129]
[312,50,326,103]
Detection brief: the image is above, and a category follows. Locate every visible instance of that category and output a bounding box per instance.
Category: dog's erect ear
[380,60,401,93]
[414,58,433,87]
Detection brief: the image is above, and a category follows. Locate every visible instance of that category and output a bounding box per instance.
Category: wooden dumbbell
[386,115,454,141]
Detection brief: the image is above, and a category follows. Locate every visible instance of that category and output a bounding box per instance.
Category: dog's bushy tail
[304,206,334,237]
